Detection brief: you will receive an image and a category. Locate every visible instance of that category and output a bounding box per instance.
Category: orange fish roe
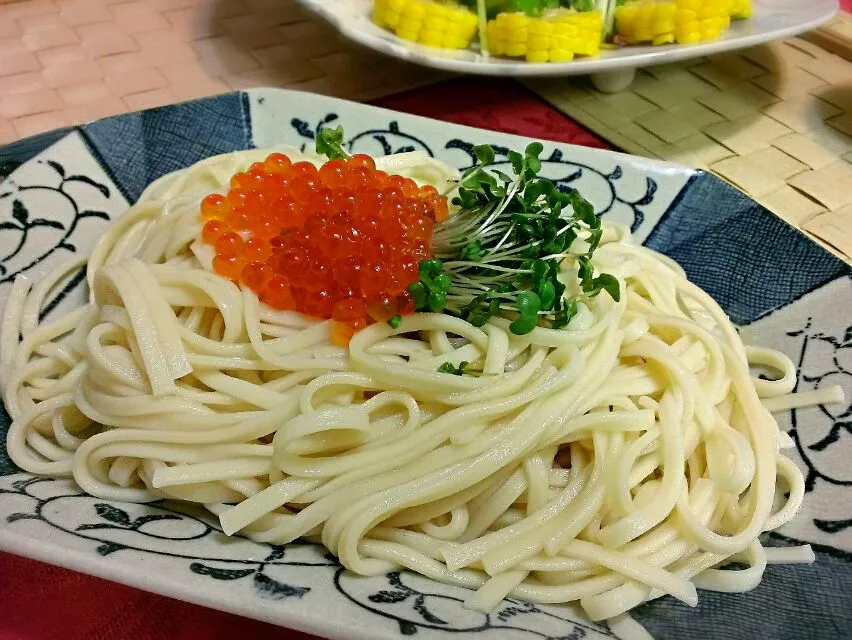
[199,152,450,344]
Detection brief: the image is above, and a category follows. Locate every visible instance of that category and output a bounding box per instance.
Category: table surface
[2,0,851,637]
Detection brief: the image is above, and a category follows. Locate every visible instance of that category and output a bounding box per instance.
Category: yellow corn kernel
[397,18,422,33]
[634,27,654,42]
[397,30,420,42]
[635,15,653,29]
[458,14,478,29]
[678,19,700,34]
[385,10,401,27]
[675,29,701,44]
[373,1,388,27]
[425,3,449,19]
[616,0,742,46]
[676,8,697,22]
[652,20,675,35]
[551,34,573,49]
[372,1,478,51]
[486,8,602,63]
[617,5,640,24]
[402,1,426,19]
[445,21,474,36]
[577,41,599,56]
[528,35,551,50]
[697,4,720,19]
[442,35,469,49]
[730,0,750,18]
[423,16,447,31]
[550,49,574,62]
[702,27,722,40]
[504,13,530,29]
[526,50,550,63]
[489,39,506,55]
[420,29,443,46]
[704,16,726,31]
[529,21,555,37]
[657,4,676,19]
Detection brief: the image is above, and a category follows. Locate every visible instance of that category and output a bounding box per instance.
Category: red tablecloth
[0,77,603,640]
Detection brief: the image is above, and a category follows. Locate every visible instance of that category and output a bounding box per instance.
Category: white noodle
[1,145,841,632]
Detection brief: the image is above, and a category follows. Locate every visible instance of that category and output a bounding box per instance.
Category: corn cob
[614,0,732,46]
[373,0,478,50]
[487,9,603,63]
[729,0,751,19]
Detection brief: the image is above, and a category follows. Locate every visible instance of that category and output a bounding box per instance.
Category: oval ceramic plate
[1,89,851,640]
[297,0,838,77]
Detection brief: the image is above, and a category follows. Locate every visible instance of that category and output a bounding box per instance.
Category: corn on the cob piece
[615,0,733,46]
[729,0,751,19]
[487,9,603,63]
[373,0,478,50]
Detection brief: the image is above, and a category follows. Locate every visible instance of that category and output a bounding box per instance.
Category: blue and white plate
[0,89,850,640]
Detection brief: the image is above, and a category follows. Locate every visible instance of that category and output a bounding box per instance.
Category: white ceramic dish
[297,0,838,80]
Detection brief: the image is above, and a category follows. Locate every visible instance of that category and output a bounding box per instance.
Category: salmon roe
[199,152,449,344]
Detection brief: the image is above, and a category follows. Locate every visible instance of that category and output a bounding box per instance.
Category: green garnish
[438,361,470,376]
[315,125,619,337]
[465,0,562,18]
[430,140,620,335]
[436,360,494,377]
[476,0,490,55]
[407,259,452,313]
[316,125,349,160]
[509,290,541,335]
[459,239,486,262]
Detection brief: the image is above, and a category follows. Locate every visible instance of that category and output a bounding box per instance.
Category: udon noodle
[2,146,838,625]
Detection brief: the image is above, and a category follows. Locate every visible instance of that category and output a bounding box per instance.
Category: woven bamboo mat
[0,0,448,143]
[526,14,852,263]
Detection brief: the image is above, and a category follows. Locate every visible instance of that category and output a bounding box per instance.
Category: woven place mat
[525,14,852,263]
[0,0,448,143]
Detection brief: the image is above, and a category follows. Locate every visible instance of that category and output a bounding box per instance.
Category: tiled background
[0,0,447,142]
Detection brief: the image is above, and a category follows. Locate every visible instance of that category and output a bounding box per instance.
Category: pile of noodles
[4,147,837,629]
